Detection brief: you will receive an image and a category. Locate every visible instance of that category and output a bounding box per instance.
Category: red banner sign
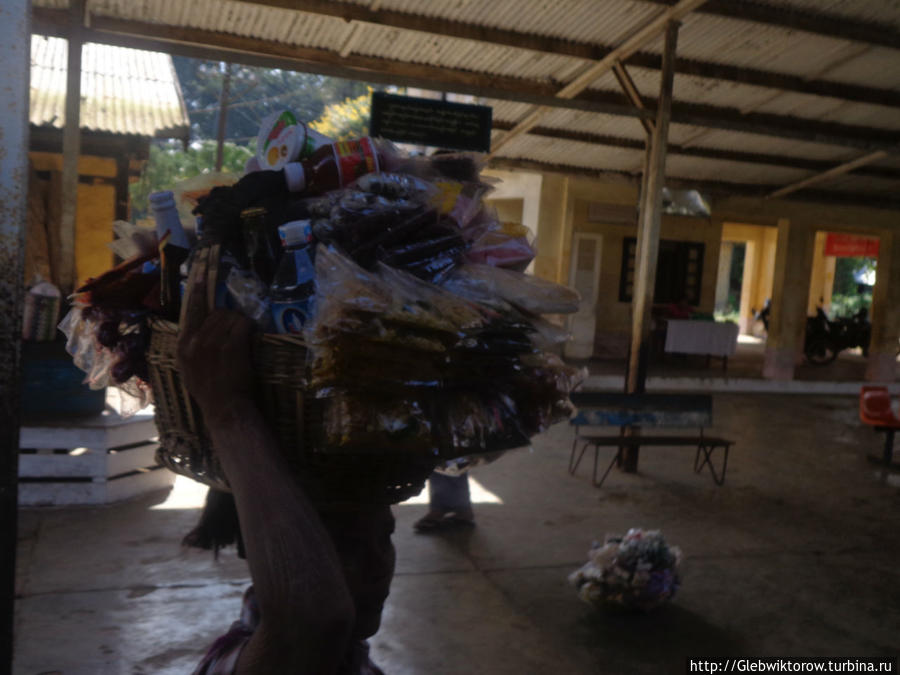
[824,233,880,257]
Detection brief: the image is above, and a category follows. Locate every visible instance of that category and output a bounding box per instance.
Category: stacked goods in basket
[60,118,583,502]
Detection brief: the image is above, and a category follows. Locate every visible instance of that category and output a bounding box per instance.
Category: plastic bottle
[149,191,190,249]
[283,137,382,196]
[269,246,316,334]
[278,219,314,249]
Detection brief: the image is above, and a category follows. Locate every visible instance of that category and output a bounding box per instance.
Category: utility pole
[215,62,233,172]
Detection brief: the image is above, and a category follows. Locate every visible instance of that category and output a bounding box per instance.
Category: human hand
[177,308,255,421]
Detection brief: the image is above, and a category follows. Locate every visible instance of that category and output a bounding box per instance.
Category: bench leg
[884,429,895,465]
[694,443,730,486]
[569,438,592,475]
[593,446,622,488]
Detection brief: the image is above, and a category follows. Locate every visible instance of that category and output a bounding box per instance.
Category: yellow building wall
[573,203,723,355]
[722,222,778,333]
[28,151,116,285]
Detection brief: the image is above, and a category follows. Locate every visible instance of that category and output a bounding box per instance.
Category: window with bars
[619,237,704,305]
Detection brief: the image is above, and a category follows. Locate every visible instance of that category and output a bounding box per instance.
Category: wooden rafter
[489,122,900,181]
[32,8,900,153]
[767,150,892,199]
[641,0,900,50]
[230,0,900,109]
[612,62,655,138]
[488,157,900,212]
[489,0,707,155]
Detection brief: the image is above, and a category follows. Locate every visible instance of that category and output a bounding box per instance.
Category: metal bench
[859,386,900,466]
[568,392,733,488]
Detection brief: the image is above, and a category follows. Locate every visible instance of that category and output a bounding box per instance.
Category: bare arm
[178,309,354,674]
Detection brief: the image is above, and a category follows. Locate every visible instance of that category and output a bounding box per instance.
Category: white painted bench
[18,409,173,506]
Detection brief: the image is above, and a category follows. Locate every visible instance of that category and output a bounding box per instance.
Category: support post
[0,1,31,671]
[866,231,900,382]
[623,20,680,472]
[214,62,233,172]
[58,0,85,297]
[762,219,815,380]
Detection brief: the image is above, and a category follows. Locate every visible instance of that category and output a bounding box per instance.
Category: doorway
[565,233,602,359]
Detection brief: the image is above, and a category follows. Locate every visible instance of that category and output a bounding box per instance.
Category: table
[664,319,739,370]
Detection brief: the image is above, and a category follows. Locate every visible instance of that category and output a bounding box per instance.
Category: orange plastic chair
[859,386,900,465]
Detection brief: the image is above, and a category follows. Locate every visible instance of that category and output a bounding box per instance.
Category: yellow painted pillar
[865,231,900,382]
[763,218,815,380]
[532,173,569,284]
[738,239,757,334]
[807,231,829,315]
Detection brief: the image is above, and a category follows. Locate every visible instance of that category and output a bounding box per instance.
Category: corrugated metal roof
[29,34,189,139]
[29,0,900,205]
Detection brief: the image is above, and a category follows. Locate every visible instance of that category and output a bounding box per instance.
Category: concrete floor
[588,337,886,383]
[14,393,900,674]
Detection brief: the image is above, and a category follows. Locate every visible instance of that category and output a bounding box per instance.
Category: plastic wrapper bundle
[442,264,581,315]
[58,305,153,416]
[466,219,536,272]
[322,393,433,453]
[308,245,485,395]
[306,177,465,285]
[568,529,682,611]
[308,246,584,454]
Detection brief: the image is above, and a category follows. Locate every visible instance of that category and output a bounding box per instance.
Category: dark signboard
[369,92,492,153]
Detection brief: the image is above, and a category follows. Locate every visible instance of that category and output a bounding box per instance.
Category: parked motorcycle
[753,298,771,332]
[804,307,871,365]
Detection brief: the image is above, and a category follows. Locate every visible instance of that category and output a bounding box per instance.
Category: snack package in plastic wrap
[309,247,457,394]
[431,180,493,229]
[320,392,435,454]
[508,352,586,435]
[466,221,536,272]
[58,305,153,415]
[350,172,438,203]
[443,263,581,315]
[440,391,530,453]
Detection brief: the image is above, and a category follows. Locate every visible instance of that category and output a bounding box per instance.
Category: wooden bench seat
[568,392,733,487]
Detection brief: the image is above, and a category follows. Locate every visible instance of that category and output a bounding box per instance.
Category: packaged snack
[443,264,581,315]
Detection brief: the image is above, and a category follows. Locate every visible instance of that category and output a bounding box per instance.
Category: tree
[129,140,252,219]
[310,90,372,140]
[172,57,377,141]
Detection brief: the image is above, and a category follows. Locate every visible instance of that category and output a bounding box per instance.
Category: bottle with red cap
[284,137,382,196]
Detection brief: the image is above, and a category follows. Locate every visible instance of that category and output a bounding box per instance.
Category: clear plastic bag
[58,305,154,416]
[466,221,536,271]
[320,393,436,454]
[225,267,270,325]
[443,264,581,315]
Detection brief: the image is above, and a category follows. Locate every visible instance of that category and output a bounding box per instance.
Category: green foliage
[830,292,872,319]
[829,256,875,318]
[173,57,377,141]
[129,140,253,218]
[310,90,372,140]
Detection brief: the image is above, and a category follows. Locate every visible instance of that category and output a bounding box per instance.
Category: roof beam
[767,150,891,199]
[230,0,900,109]
[612,62,655,137]
[32,9,900,152]
[641,0,900,51]
[490,122,900,181]
[490,0,707,155]
[487,157,900,211]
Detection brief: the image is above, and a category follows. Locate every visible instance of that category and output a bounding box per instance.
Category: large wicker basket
[147,245,437,505]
